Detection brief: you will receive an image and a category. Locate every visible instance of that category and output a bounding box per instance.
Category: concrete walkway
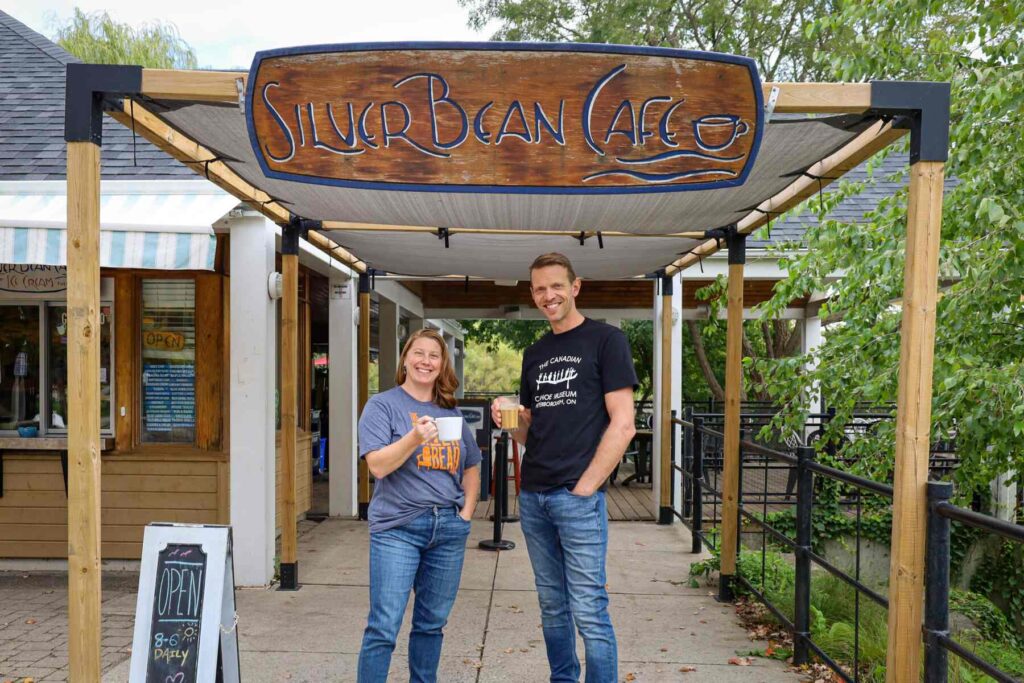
[5,518,804,682]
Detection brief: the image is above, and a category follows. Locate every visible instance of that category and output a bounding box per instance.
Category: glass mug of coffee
[497,396,521,431]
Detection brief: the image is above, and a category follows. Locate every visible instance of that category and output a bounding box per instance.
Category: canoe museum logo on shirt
[246,44,763,194]
[534,355,582,410]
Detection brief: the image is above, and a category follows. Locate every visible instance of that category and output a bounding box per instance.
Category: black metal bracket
[660,272,674,296]
[869,81,951,164]
[282,215,319,256]
[278,561,299,591]
[437,227,451,248]
[358,271,372,295]
[65,63,143,144]
[704,225,746,265]
[702,224,745,265]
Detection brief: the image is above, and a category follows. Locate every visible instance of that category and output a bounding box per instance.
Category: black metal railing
[925,482,1024,683]
[669,410,1024,683]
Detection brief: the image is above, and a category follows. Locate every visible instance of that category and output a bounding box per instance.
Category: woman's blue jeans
[519,487,617,682]
[357,506,472,683]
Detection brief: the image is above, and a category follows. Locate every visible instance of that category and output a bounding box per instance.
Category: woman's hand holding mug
[413,415,438,444]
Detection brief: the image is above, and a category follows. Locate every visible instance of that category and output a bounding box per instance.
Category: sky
[4,0,495,69]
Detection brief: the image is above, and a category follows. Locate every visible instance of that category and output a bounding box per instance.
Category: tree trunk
[686,320,725,401]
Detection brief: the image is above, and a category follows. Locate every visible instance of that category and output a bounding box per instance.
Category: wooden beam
[66,141,103,682]
[666,120,907,275]
[106,102,365,272]
[763,82,872,113]
[141,68,246,102]
[885,160,945,682]
[658,279,674,522]
[718,260,745,589]
[357,278,372,518]
[280,252,299,585]
[322,221,706,240]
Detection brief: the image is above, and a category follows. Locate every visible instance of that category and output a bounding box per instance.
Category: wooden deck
[474,482,655,522]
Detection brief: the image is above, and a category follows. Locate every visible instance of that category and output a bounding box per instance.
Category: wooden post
[278,219,300,590]
[357,273,372,520]
[884,160,945,681]
[718,230,746,601]
[67,140,103,683]
[658,274,674,524]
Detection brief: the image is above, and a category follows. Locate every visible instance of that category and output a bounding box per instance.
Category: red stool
[490,440,522,496]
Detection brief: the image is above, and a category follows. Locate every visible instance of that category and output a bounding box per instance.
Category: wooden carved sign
[246,43,763,194]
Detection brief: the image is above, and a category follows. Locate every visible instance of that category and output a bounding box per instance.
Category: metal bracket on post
[869,81,951,164]
[65,63,143,144]
[283,215,319,256]
[725,227,746,266]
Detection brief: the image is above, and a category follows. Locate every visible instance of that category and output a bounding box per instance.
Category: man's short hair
[529,252,578,282]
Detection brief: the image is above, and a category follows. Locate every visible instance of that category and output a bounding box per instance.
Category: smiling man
[491,252,637,682]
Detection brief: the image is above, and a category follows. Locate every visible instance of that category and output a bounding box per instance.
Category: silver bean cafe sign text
[246,43,763,194]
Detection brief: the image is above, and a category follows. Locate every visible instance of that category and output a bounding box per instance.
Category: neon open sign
[246,43,763,194]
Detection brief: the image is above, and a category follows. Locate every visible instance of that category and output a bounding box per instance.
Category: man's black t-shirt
[519,318,638,492]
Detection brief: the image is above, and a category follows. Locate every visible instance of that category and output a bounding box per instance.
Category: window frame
[0,290,115,438]
[138,275,198,446]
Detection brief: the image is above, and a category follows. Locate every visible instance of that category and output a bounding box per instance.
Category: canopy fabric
[324,230,701,280]
[0,182,238,233]
[0,181,235,269]
[0,227,216,269]
[151,98,884,277]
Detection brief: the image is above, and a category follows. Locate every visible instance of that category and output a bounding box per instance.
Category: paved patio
[3,519,804,682]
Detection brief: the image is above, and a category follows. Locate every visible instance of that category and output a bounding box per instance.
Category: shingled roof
[0,10,195,181]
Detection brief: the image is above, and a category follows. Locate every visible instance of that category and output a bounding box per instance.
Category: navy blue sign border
[245,41,764,195]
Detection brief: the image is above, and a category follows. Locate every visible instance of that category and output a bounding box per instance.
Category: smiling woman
[355,327,482,682]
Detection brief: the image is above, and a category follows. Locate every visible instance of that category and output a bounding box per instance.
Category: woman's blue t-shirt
[358,386,482,533]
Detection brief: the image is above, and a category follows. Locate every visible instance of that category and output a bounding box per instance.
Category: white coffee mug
[434,416,463,441]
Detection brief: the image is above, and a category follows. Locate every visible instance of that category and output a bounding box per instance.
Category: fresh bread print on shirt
[410,412,461,474]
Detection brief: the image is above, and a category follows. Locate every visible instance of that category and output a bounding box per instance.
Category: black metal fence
[671,410,1024,683]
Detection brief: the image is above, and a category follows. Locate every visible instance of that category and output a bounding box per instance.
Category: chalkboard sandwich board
[129,524,241,683]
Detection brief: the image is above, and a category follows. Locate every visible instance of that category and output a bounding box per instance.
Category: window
[48,304,113,432]
[141,280,196,443]
[0,296,113,435]
[0,306,40,431]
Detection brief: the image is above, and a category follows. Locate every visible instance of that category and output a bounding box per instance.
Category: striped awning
[0,181,239,270]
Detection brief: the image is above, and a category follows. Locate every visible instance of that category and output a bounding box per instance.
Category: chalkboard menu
[143,363,196,432]
[130,525,240,683]
[145,544,206,682]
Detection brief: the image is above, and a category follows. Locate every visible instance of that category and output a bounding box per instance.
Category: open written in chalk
[129,524,240,682]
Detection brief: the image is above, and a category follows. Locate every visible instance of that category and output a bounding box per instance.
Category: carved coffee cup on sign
[246,43,763,194]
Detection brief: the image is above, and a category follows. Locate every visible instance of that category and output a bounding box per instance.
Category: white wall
[328,276,359,517]
[228,215,277,587]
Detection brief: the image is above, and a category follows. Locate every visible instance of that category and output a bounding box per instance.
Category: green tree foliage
[460,0,854,80]
[53,8,198,68]
[753,0,1024,491]
[462,339,525,393]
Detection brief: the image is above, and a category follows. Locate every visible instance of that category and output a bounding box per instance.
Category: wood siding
[0,257,318,560]
[0,452,223,559]
[276,430,313,532]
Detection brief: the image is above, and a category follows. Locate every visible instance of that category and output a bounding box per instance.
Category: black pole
[682,407,693,518]
[793,445,814,666]
[479,432,515,551]
[924,480,953,683]
[691,416,704,554]
[659,409,677,524]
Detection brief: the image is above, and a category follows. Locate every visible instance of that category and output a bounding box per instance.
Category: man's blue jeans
[357,506,472,683]
[519,487,617,682]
